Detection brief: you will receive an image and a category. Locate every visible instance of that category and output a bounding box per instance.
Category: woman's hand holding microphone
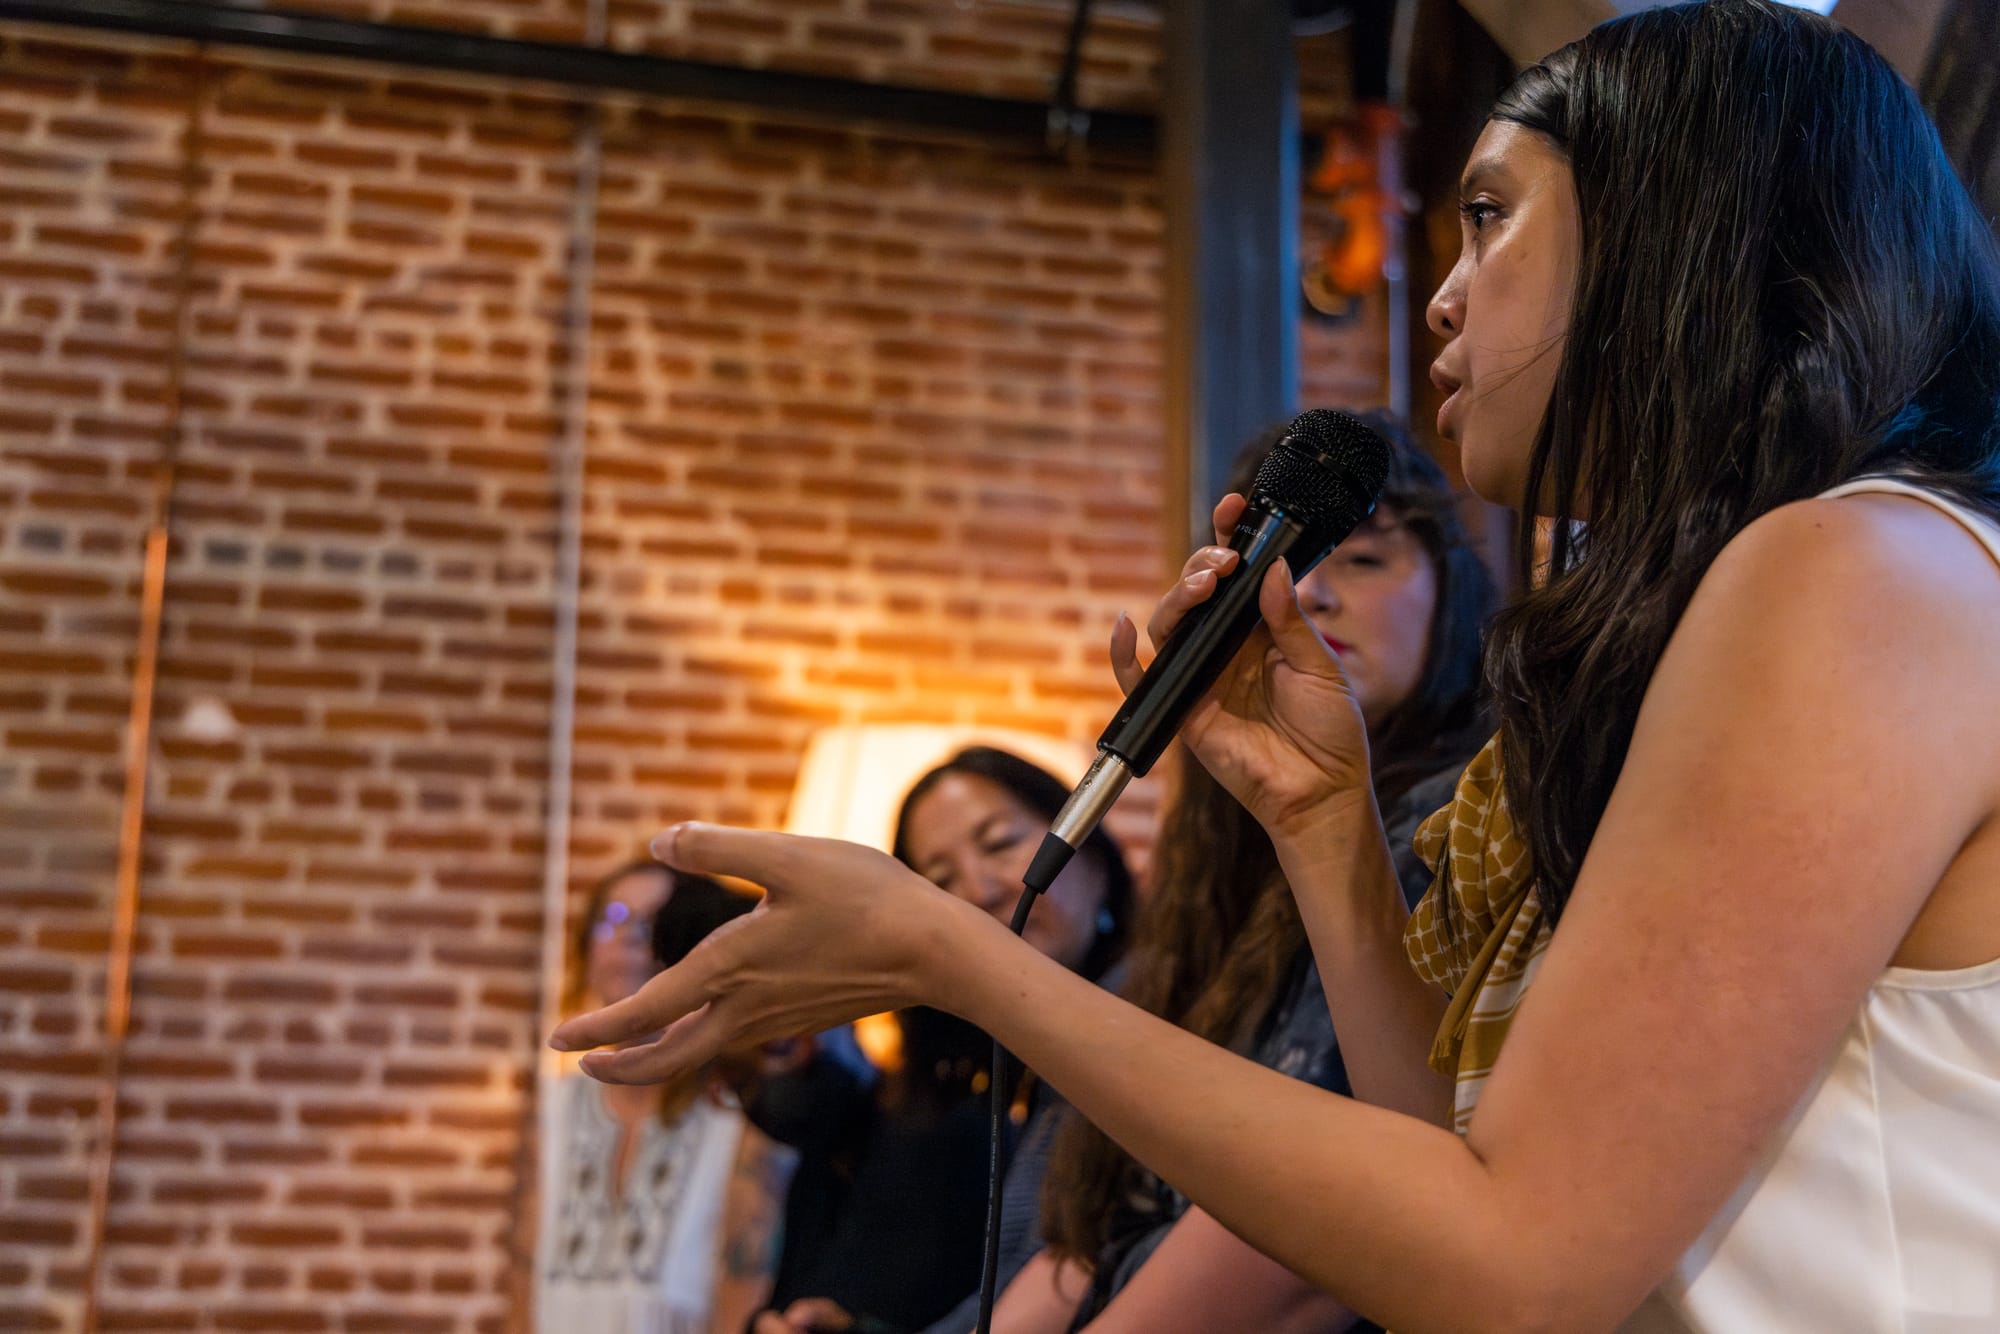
[1114,493,1376,844]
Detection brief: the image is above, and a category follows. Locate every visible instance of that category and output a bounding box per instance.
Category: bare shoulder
[1633,485,2000,794]
[1670,490,2000,724]
[1706,489,2000,627]
[1645,487,2000,963]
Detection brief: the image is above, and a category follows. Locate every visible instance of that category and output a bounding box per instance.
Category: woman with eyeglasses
[536,861,792,1334]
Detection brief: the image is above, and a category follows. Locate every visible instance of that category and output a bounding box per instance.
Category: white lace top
[535,1073,743,1334]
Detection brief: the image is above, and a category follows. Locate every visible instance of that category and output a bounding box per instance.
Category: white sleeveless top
[1625,478,2000,1332]
[535,1073,744,1334]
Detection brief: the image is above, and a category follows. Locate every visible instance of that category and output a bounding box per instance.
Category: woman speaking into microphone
[553,3,2000,1329]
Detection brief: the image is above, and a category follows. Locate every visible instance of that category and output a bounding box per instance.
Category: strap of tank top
[1816,476,2000,570]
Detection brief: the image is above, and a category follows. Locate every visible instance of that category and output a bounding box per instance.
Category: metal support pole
[1379,0,1422,423]
[506,3,604,1328]
[1161,0,1299,558]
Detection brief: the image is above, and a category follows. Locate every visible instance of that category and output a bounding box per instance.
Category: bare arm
[988,1249,1089,1334]
[1266,795,1452,1123]
[567,499,2000,1333]
[1080,1206,1355,1334]
[709,1123,795,1334]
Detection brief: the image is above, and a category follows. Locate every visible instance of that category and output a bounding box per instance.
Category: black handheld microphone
[1027,407,1392,882]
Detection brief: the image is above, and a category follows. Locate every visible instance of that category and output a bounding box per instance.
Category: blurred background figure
[538,861,791,1334]
[750,747,1134,1334]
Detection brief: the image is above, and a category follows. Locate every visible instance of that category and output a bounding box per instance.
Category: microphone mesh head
[1249,408,1392,544]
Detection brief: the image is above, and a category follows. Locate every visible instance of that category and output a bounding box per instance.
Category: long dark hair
[1041,418,1497,1265]
[648,871,756,969]
[887,747,1138,1114]
[1486,0,2000,923]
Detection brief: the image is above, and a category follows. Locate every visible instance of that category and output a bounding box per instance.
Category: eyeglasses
[591,900,656,945]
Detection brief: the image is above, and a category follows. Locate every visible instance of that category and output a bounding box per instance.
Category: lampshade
[783,723,1091,851]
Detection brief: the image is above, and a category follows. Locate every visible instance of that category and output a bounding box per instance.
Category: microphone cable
[974,832,1078,1334]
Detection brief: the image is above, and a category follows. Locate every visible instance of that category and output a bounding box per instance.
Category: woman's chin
[1458,444,1532,513]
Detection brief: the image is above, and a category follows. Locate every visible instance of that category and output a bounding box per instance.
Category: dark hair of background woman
[564,860,750,1012]
[1482,0,2000,925]
[889,746,1139,1114]
[1041,415,1498,1265]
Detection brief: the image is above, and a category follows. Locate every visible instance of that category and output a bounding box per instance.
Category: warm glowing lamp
[783,724,1091,1072]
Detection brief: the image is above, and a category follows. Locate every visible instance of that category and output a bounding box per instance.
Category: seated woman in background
[750,747,1135,1334]
[537,860,791,1334]
[989,420,1495,1334]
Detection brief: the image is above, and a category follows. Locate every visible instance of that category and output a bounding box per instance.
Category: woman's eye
[1459,201,1499,233]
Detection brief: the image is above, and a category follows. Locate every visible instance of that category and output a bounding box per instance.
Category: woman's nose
[964,865,1012,913]
[1301,572,1343,618]
[1427,265,1464,338]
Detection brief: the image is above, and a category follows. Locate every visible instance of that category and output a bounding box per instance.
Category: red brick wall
[0,36,201,1333]
[0,14,1384,1333]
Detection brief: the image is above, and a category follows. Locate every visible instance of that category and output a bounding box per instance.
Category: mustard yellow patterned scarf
[1402,733,1555,1133]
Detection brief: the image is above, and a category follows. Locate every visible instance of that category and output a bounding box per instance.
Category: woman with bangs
[984,418,1494,1334]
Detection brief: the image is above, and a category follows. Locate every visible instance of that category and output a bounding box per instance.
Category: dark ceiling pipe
[0,0,1159,157]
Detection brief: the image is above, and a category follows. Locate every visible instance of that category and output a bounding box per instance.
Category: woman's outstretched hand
[549,825,972,1084]
[1112,494,1374,839]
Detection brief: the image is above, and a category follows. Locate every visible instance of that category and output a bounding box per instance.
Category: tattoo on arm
[724,1135,795,1279]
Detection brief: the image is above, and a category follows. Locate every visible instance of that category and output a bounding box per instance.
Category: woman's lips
[1436,387,1462,441]
[1320,634,1351,655]
[1428,359,1464,440]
